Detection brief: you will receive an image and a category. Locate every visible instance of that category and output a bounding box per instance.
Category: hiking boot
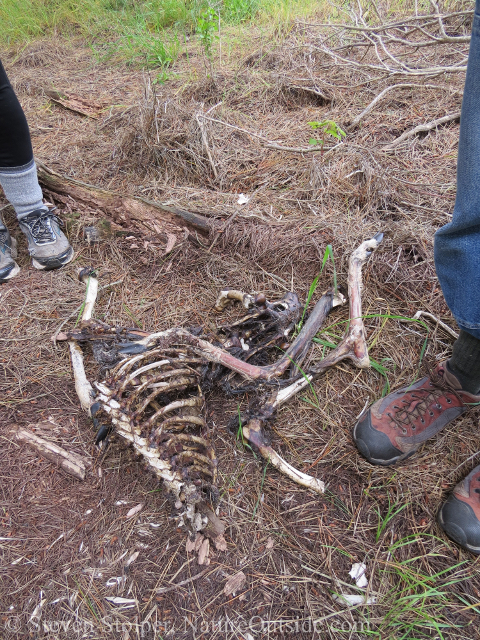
[353,362,480,466]
[438,465,480,554]
[0,221,20,283]
[18,207,73,270]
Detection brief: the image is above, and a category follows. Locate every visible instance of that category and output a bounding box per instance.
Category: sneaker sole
[32,246,74,271]
[0,238,20,283]
[0,261,20,283]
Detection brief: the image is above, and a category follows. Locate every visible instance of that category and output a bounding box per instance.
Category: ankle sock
[0,159,45,219]
[448,330,480,395]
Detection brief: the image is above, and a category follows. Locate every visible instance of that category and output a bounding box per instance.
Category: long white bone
[69,268,98,415]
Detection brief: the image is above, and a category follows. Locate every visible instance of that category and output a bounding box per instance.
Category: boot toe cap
[353,410,405,466]
[438,495,480,554]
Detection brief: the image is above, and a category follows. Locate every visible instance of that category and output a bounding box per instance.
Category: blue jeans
[434,0,480,339]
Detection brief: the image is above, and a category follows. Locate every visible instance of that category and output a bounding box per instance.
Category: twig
[197,115,342,155]
[298,10,473,35]
[412,311,459,339]
[349,84,460,129]
[196,114,218,179]
[156,568,210,594]
[383,111,461,149]
[289,85,332,102]
[207,209,240,253]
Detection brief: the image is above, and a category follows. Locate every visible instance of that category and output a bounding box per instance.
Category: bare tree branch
[382,111,461,149]
[349,83,462,129]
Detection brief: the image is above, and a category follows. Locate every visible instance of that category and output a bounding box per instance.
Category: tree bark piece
[36,160,211,236]
[15,427,87,480]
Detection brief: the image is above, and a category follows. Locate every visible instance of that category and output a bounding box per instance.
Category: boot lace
[23,208,63,245]
[387,366,464,433]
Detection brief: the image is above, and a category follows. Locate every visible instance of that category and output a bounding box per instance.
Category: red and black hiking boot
[353,362,480,466]
[438,465,480,554]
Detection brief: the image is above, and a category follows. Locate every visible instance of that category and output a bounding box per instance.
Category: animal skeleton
[60,233,383,544]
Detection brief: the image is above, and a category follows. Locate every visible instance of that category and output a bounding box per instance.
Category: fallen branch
[302,5,471,78]
[382,111,461,150]
[36,160,211,236]
[299,10,473,35]
[16,427,87,480]
[348,84,460,129]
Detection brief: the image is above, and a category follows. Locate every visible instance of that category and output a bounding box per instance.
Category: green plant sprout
[197,6,219,66]
[297,243,337,332]
[308,119,346,154]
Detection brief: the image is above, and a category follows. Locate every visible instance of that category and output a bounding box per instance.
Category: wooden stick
[156,568,210,594]
[383,111,461,149]
[16,428,87,480]
[349,84,459,129]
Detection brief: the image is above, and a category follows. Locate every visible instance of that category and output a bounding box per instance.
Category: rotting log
[36,160,211,236]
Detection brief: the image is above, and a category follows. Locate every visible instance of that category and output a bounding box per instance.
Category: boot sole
[32,246,74,271]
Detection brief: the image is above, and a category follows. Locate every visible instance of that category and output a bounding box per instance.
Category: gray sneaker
[0,221,20,283]
[18,208,74,270]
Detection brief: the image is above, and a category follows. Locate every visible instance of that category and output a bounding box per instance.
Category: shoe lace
[23,208,63,244]
[387,366,464,432]
[0,229,9,254]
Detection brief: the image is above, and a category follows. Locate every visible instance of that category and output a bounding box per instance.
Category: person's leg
[0,59,73,274]
[352,3,480,554]
[434,0,480,342]
[0,58,45,216]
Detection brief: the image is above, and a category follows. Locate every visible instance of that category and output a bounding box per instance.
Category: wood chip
[197,538,210,565]
[185,537,196,553]
[213,534,227,551]
[45,89,107,119]
[223,571,246,597]
[194,533,204,552]
[126,503,144,519]
[164,233,177,255]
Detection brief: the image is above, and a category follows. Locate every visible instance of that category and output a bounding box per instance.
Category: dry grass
[1,9,480,639]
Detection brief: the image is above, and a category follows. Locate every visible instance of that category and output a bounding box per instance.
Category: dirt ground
[1,15,480,640]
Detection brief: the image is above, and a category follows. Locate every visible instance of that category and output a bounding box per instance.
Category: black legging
[0,59,34,169]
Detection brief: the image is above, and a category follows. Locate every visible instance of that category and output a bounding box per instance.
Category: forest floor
[1,10,480,640]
